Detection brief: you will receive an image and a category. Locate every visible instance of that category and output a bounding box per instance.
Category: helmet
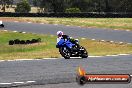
[57,31,63,37]
[0,20,2,24]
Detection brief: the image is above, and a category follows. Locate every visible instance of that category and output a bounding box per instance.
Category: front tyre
[59,47,71,59]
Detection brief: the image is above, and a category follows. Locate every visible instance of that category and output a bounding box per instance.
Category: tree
[33,0,38,6]
[65,8,81,13]
[16,0,132,13]
[15,0,31,13]
[37,0,69,13]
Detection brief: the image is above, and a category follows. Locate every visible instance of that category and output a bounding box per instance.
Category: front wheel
[59,47,71,59]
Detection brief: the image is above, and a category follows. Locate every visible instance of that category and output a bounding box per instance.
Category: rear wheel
[80,46,88,58]
[59,47,71,59]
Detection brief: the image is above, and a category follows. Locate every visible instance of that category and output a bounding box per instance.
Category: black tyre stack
[9,38,41,45]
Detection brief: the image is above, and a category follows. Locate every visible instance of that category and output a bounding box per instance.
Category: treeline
[0,0,132,13]
[33,0,132,13]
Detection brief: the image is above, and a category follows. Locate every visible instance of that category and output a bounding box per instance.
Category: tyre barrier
[9,40,14,45]
[1,12,132,18]
[9,38,41,45]
[14,39,20,44]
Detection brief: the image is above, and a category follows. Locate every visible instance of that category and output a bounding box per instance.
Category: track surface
[0,21,132,88]
[0,55,132,88]
[3,21,132,43]
[13,82,132,88]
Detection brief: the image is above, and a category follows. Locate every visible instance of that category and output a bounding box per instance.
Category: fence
[0,12,132,18]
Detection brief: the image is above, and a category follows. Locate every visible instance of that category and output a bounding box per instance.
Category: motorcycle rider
[56,31,79,49]
[56,31,64,43]
[0,20,4,27]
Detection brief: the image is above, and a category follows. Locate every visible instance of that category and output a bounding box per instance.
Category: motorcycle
[0,24,4,27]
[56,35,88,59]
[0,21,4,27]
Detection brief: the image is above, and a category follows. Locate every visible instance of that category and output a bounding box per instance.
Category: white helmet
[57,31,63,36]
[0,20,2,24]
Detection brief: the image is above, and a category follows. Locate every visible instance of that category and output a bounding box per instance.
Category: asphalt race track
[0,21,132,88]
[3,21,132,43]
[0,55,132,88]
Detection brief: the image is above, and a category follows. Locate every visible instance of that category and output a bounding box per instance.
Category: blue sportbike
[56,35,88,59]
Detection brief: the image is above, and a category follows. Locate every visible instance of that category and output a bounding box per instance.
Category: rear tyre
[80,46,88,58]
[59,47,71,59]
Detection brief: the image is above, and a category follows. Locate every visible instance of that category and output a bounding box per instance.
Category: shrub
[15,0,31,13]
[65,8,81,13]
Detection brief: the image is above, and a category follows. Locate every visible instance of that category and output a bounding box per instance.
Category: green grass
[0,30,58,60]
[0,30,132,60]
[1,17,132,30]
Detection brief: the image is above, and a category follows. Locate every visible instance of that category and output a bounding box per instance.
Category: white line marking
[0,83,12,85]
[106,55,118,57]
[28,22,32,23]
[126,30,130,32]
[3,30,8,32]
[78,26,81,27]
[26,81,36,83]
[13,82,24,84]
[22,32,26,34]
[54,24,58,26]
[0,60,4,62]
[43,58,58,60]
[119,42,123,44]
[127,43,131,45]
[101,40,105,42]
[14,21,18,22]
[0,53,131,62]
[40,23,44,24]
[13,31,18,33]
[110,41,114,43]
[7,60,14,62]
[114,29,119,30]
[66,25,70,26]
[81,38,86,40]
[0,58,58,62]
[89,56,103,57]
[118,54,130,56]
[92,39,95,41]
[15,59,33,61]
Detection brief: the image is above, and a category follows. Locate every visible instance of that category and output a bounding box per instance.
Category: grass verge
[0,30,132,60]
[1,17,132,31]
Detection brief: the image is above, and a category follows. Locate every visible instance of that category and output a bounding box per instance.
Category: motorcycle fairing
[57,38,75,49]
